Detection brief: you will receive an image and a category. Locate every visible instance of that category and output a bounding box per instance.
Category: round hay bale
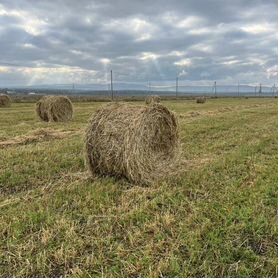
[145,95,161,105]
[0,94,12,107]
[196,97,206,104]
[36,96,73,122]
[85,102,179,185]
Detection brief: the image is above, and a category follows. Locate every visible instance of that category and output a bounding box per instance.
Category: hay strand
[145,95,161,105]
[36,96,73,122]
[0,94,12,107]
[0,128,80,149]
[85,102,180,185]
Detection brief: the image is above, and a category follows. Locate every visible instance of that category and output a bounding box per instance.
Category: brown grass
[85,102,180,185]
[145,95,161,105]
[0,94,12,107]
[36,96,73,122]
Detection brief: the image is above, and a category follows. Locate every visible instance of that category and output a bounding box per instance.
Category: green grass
[0,98,278,277]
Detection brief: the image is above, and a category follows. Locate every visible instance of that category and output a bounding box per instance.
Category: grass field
[1,98,278,277]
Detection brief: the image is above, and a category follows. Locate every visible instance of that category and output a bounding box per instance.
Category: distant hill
[1,83,276,97]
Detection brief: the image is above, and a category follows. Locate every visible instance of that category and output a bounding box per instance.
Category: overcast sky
[0,0,277,87]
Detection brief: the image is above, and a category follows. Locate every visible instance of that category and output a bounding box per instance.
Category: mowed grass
[0,98,278,277]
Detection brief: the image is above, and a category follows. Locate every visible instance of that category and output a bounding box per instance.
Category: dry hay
[189,111,202,117]
[196,97,206,104]
[36,96,73,122]
[217,107,233,112]
[145,95,161,105]
[85,102,180,185]
[0,94,12,107]
[0,128,80,148]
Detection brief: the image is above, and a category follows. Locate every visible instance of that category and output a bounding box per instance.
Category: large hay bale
[196,97,206,104]
[85,102,179,184]
[36,96,73,122]
[145,95,161,105]
[0,94,12,107]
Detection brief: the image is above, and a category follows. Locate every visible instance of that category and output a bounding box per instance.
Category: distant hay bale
[145,95,161,105]
[85,102,180,185]
[196,97,206,104]
[0,94,12,107]
[36,96,73,122]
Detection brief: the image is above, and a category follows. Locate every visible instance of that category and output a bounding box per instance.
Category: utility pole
[259,83,262,96]
[176,76,178,99]
[270,48,278,97]
[237,82,240,97]
[149,82,151,94]
[110,70,114,101]
[214,81,217,97]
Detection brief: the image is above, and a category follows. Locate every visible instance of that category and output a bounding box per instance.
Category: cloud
[174,58,192,67]
[0,0,277,87]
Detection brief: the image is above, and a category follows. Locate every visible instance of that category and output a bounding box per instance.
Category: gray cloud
[0,0,277,87]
